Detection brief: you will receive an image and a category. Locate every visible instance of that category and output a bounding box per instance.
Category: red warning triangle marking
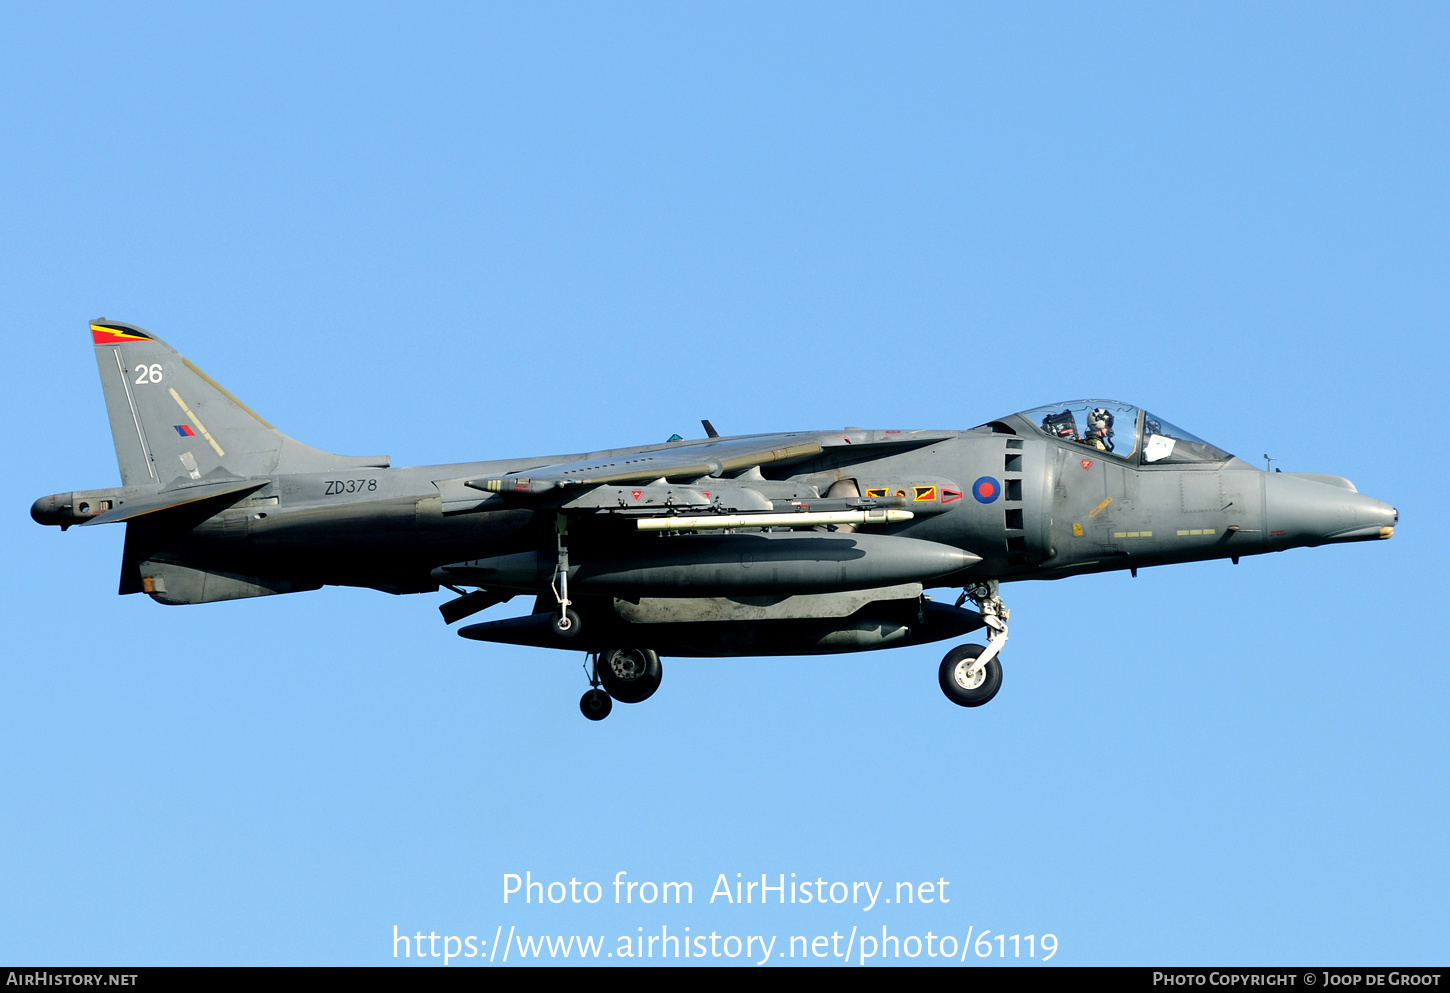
[1080,459,1093,471]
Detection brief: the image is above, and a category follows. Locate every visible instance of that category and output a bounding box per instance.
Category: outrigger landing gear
[940,581,1010,708]
[550,514,580,639]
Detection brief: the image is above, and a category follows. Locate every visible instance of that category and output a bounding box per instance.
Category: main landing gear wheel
[939,644,1003,708]
[596,648,662,704]
[551,608,581,639]
[579,688,612,721]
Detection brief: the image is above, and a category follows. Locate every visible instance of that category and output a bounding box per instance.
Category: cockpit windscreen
[1022,400,1142,460]
[1139,413,1232,464]
[1015,400,1233,465]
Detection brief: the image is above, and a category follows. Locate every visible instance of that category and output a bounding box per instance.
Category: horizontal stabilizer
[80,479,266,526]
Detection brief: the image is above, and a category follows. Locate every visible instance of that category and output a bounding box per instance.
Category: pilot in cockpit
[1081,407,1115,452]
[1041,407,1117,454]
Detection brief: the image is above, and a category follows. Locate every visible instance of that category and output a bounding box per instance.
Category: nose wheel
[939,644,1003,707]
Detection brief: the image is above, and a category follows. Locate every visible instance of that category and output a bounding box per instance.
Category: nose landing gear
[941,581,1010,708]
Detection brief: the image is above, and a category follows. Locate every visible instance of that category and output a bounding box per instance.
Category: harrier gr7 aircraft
[33,320,1398,720]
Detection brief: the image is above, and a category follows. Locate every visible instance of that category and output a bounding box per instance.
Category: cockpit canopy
[997,400,1233,465]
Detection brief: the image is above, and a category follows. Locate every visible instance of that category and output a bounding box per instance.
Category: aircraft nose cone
[1266,474,1397,547]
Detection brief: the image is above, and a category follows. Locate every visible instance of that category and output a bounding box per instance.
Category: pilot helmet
[1087,407,1114,437]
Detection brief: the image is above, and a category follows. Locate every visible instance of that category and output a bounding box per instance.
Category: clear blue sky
[2,3,1446,966]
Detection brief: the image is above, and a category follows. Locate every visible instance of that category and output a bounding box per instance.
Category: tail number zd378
[325,479,379,495]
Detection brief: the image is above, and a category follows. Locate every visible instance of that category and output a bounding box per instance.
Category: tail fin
[90,319,389,488]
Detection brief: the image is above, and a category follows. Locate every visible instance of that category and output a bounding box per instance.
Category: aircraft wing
[468,436,825,493]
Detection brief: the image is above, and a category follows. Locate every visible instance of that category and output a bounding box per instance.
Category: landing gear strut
[941,581,1010,708]
[550,514,580,638]
[579,652,612,721]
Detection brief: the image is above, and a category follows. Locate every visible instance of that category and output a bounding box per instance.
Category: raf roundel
[972,476,1000,504]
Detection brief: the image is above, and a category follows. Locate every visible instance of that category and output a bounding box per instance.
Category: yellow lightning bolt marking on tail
[1089,497,1113,518]
[91,324,149,342]
[169,388,225,457]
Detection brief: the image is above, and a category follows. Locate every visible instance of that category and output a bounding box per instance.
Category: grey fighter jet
[33,321,1398,720]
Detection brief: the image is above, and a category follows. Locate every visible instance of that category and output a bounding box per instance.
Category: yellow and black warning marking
[1072,523,1084,536]
[1176,528,1217,536]
[1113,531,1153,539]
[865,487,888,499]
[913,485,938,502]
